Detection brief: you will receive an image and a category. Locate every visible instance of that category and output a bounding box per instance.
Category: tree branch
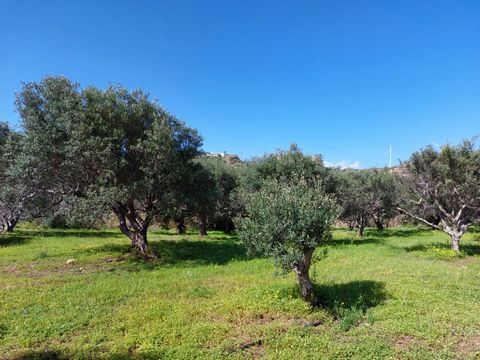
[396,207,442,230]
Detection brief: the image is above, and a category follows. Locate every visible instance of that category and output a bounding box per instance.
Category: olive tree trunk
[444,225,467,252]
[128,229,146,253]
[356,214,369,237]
[374,219,384,231]
[451,233,460,252]
[6,215,19,232]
[0,214,20,234]
[357,226,365,237]
[111,204,152,257]
[176,219,186,234]
[198,221,207,236]
[292,247,316,304]
[224,219,233,234]
[160,219,170,230]
[198,216,207,236]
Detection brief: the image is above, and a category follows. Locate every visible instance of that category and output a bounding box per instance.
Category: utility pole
[388,145,392,168]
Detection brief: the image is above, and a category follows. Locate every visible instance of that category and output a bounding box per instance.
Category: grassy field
[1,226,480,359]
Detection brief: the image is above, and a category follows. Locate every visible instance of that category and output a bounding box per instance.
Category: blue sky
[1,0,479,168]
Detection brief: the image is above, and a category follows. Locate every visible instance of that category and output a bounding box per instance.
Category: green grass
[2,226,480,359]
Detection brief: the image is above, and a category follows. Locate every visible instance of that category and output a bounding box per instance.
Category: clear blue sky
[1,0,479,168]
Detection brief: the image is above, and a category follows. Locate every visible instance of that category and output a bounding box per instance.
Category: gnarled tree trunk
[6,215,19,232]
[444,225,467,253]
[224,218,234,234]
[176,219,186,234]
[374,219,384,231]
[198,215,207,236]
[438,208,470,253]
[111,203,153,257]
[127,228,146,254]
[120,220,149,254]
[199,223,207,236]
[292,247,316,304]
[357,226,365,237]
[356,214,369,237]
[159,218,170,230]
[0,213,20,234]
[451,233,460,252]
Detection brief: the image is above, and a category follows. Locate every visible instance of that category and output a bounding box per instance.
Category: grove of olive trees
[1,75,479,297]
[332,168,398,236]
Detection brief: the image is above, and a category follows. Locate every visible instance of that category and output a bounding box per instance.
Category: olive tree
[16,76,202,256]
[333,169,397,236]
[241,143,326,191]
[236,143,329,232]
[190,163,217,235]
[0,122,32,233]
[195,156,240,233]
[397,140,480,252]
[368,170,398,230]
[165,161,217,236]
[235,179,339,304]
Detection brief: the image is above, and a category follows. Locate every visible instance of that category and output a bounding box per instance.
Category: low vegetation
[2,226,480,359]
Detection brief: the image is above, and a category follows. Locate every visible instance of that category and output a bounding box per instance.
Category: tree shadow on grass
[149,229,234,239]
[82,238,248,268]
[403,243,441,252]
[468,226,480,234]
[313,280,387,331]
[404,242,480,256]
[13,229,123,239]
[327,237,382,247]
[153,239,248,265]
[0,233,32,247]
[1,229,123,248]
[10,349,163,360]
[276,280,387,330]
[11,350,189,360]
[10,350,71,360]
[314,280,387,311]
[365,227,434,238]
[328,228,437,248]
[10,350,65,360]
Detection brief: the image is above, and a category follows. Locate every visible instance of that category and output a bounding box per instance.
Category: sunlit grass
[1,226,480,359]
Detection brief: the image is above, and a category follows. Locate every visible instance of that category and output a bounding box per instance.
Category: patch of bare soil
[452,257,476,266]
[105,256,125,263]
[456,334,480,357]
[225,338,265,358]
[242,340,265,359]
[394,335,420,350]
[3,261,117,280]
[3,265,21,275]
[216,313,324,358]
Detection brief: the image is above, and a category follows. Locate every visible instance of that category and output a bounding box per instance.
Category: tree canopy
[16,76,202,255]
[333,168,398,236]
[0,122,27,232]
[194,156,240,233]
[397,140,480,251]
[240,144,327,191]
